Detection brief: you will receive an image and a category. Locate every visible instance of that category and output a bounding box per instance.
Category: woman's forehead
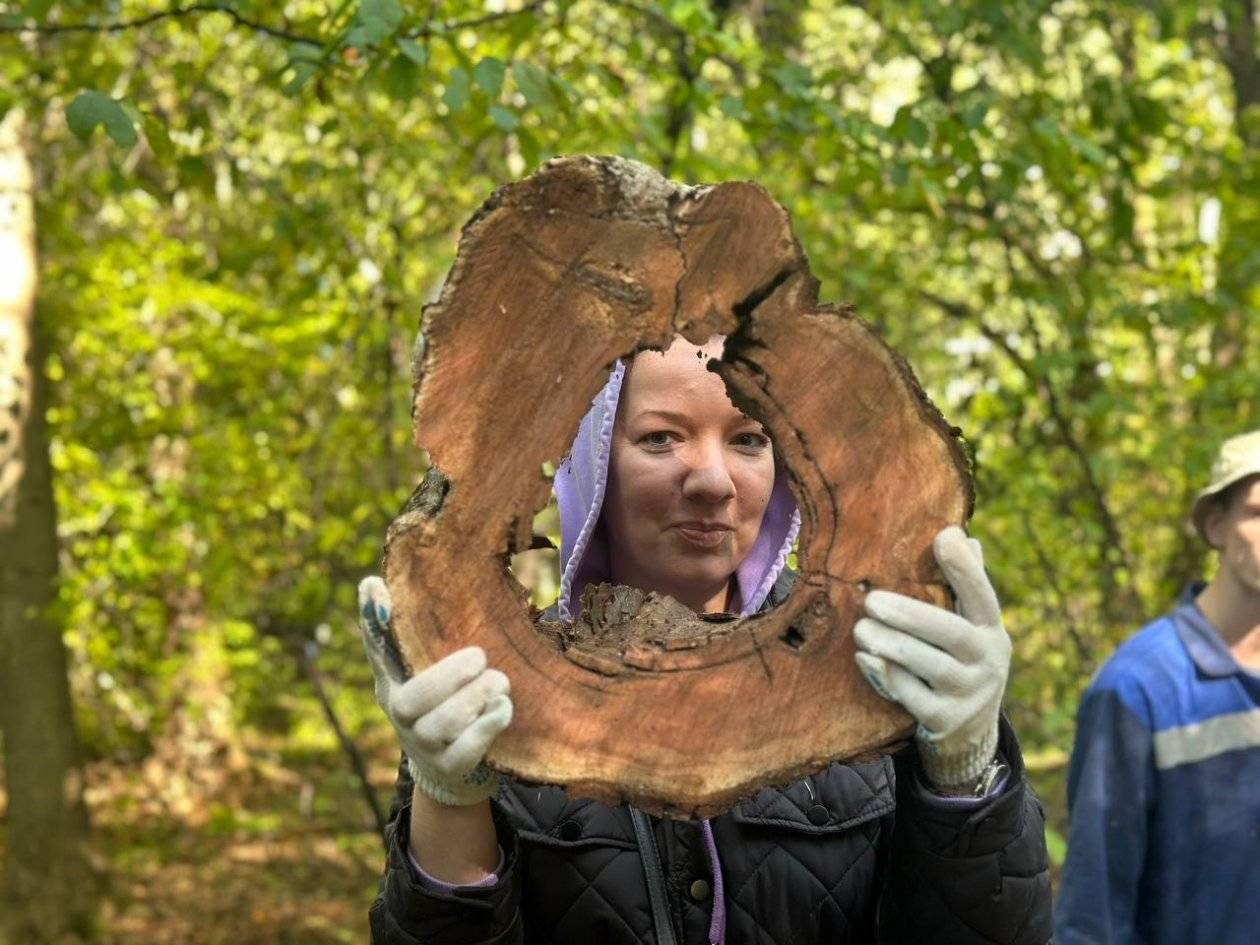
[635,335,724,364]
[620,336,749,420]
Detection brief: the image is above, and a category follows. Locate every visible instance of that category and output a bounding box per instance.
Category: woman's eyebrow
[634,409,692,425]
[634,408,765,429]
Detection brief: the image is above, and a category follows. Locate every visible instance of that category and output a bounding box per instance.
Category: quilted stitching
[725,840,786,904]
[524,843,651,944]
[792,828,879,930]
[550,873,645,942]
[725,838,876,943]
[374,755,1049,945]
[726,891,784,945]
[732,759,896,832]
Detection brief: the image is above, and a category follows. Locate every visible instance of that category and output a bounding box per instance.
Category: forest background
[0,0,1256,942]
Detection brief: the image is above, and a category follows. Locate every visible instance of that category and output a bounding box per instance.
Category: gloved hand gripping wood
[359,576,514,807]
[854,527,1010,790]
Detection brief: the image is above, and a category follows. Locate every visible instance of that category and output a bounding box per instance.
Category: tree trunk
[383,156,973,817]
[0,109,95,945]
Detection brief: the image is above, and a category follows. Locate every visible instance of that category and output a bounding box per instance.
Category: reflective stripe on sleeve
[1152,708,1260,770]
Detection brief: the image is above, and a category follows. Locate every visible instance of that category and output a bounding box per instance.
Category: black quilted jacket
[369,570,1051,945]
[367,715,1048,945]
[369,722,1050,945]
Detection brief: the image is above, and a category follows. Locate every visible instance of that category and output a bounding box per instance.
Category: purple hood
[553,359,800,621]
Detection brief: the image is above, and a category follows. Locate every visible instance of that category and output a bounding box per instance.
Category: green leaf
[890,106,928,148]
[21,0,54,20]
[906,116,929,148]
[548,73,577,115]
[505,9,537,47]
[474,57,506,98]
[385,54,419,100]
[489,105,519,132]
[283,60,318,95]
[961,101,989,129]
[517,126,541,167]
[65,91,138,148]
[349,0,404,46]
[512,61,555,113]
[287,41,323,66]
[1032,117,1059,141]
[140,112,174,162]
[442,67,469,112]
[397,38,427,66]
[1110,189,1135,243]
[719,95,748,121]
[361,0,403,30]
[666,0,716,32]
[770,62,813,98]
[1067,132,1108,167]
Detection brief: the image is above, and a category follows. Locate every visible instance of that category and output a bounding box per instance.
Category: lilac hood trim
[553,360,800,621]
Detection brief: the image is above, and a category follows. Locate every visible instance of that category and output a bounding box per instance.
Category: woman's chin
[645,563,734,601]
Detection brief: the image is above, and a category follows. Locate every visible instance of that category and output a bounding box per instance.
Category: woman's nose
[681,448,736,503]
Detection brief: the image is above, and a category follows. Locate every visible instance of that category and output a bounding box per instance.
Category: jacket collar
[1172,582,1243,678]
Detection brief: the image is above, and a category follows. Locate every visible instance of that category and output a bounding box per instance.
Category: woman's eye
[732,432,771,451]
[639,431,676,450]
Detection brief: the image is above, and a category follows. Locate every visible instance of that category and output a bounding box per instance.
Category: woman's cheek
[625,454,680,515]
[739,456,775,507]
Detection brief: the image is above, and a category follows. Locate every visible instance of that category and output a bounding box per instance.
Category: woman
[360,336,1051,944]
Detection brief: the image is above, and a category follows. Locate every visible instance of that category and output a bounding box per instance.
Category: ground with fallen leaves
[0,729,397,945]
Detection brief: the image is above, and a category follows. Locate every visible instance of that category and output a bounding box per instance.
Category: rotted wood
[383,155,973,818]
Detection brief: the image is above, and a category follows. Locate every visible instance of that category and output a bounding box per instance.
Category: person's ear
[1202,495,1230,551]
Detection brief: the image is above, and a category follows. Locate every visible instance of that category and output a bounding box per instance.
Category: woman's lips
[673,523,733,548]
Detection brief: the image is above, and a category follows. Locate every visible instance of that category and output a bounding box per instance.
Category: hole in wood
[525,337,794,669]
[507,463,561,611]
[780,625,806,650]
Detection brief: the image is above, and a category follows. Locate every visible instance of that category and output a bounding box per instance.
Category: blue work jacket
[1055,586,1260,945]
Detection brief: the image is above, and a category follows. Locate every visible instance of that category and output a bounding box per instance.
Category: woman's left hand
[853,526,1011,792]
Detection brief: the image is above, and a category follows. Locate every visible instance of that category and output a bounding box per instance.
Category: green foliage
[2,0,1258,908]
[65,91,137,147]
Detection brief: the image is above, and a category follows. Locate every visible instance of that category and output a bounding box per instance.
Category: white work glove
[359,576,513,806]
[853,526,1010,790]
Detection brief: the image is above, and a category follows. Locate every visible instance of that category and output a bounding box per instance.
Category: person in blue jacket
[1055,428,1260,945]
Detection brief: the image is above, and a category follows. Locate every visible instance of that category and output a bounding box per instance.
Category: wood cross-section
[383,155,972,818]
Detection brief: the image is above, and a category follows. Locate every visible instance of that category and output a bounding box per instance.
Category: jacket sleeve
[878,716,1052,945]
[369,756,525,945]
[1053,686,1153,945]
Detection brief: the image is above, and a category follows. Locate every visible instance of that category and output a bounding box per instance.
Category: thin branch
[918,287,1140,615]
[0,2,316,43]
[605,0,682,36]
[0,0,547,46]
[1015,507,1091,667]
[660,34,696,175]
[605,0,744,78]
[295,639,388,837]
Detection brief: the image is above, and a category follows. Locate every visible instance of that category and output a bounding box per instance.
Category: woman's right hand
[359,576,513,807]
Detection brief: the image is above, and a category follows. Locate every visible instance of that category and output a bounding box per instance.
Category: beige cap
[1191,429,1260,542]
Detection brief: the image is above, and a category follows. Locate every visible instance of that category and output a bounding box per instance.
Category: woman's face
[603,337,776,614]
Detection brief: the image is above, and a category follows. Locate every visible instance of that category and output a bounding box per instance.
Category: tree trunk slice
[383,155,973,818]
